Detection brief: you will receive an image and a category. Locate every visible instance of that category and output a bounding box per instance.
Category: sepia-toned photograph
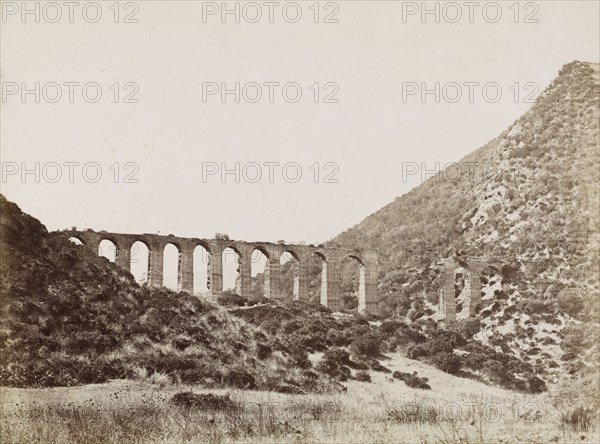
[0,1,599,443]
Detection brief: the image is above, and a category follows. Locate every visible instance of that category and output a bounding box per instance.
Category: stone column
[297,255,309,302]
[357,264,367,314]
[237,249,251,298]
[149,241,164,287]
[468,260,485,316]
[363,252,379,314]
[180,246,194,294]
[115,237,131,273]
[80,234,101,260]
[442,259,456,321]
[209,246,223,298]
[265,253,281,300]
[320,260,329,307]
[323,259,341,311]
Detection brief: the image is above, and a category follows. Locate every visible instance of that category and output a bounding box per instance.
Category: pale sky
[1,0,599,245]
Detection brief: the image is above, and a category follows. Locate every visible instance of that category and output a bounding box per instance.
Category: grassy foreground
[1,354,597,444]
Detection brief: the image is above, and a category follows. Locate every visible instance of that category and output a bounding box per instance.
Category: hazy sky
[2,0,599,245]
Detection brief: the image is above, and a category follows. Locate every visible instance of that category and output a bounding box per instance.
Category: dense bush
[217,291,248,307]
[354,370,371,382]
[222,370,256,389]
[392,371,431,389]
[349,334,380,358]
[170,392,238,410]
[315,359,351,382]
[406,343,429,359]
[447,319,481,339]
[323,347,351,366]
[428,352,462,374]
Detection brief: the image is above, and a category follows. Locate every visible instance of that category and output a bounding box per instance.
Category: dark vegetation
[170,392,238,410]
[0,195,550,394]
[228,300,548,393]
[0,195,336,393]
[392,371,430,390]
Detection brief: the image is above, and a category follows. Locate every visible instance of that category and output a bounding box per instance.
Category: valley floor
[1,354,597,444]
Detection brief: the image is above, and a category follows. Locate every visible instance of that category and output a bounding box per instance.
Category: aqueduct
[61,230,379,314]
[438,257,508,321]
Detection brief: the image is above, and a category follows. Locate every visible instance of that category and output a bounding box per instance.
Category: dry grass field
[1,353,597,444]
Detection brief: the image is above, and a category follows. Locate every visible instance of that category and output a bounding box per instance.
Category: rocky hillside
[0,194,338,393]
[332,61,600,399]
[1,194,552,395]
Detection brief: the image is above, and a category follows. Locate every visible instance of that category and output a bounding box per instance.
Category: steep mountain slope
[332,61,600,398]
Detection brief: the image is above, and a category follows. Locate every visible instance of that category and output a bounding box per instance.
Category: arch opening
[453,265,470,319]
[280,251,299,300]
[193,245,210,295]
[340,255,365,312]
[222,247,241,293]
[68,237,83,246]
[163,243,181,291]
[250,248,269,299]
[130,241,150,285]
[98,239,117,263]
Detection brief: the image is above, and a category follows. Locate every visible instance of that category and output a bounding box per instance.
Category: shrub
[217,291,247,307]
[562,407,596,432]
[521,300,549,315]
[288,347,312,369]
[368,359,391,373]
[323,347,351,366]
[526,374,547,394]
[256,343,272,360]
[354,370,371,382]
[423,337,453,355]
[428,352,462,374]
[378,320,405,336]
[388,404,439,424]
[172,336,192,351]
[325,328,352,346]
[170,392,237,410]
[395,324,426,344]
[222,370,256,389]
[315,359,350,382]
[392,371,431,389]
[557,291,584,317]
[406,343,429,359]
[291,332,326,351]
[447,319,481,339]
[350,334,380,358]
[429,329,467,348]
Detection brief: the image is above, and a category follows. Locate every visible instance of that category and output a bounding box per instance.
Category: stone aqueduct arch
[62,230,380,314]
[438,257,508,321]
[438,258,485,321]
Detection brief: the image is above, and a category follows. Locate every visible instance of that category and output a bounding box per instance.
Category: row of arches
[69,236,369,310]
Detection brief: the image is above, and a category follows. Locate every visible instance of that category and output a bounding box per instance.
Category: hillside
[2,193,555,397]
[331,61,600,401]
[0,195,338,393]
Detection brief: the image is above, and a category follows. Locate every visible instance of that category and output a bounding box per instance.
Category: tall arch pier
[62,230,380,314]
